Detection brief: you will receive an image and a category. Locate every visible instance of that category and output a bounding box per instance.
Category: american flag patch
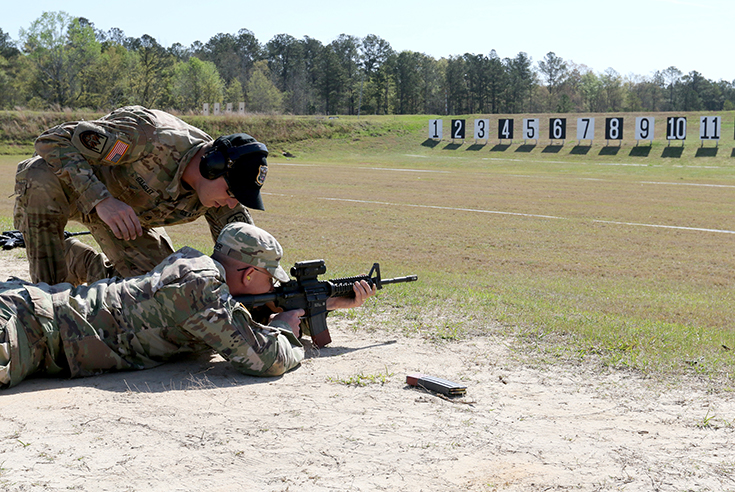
[104,140,130,163]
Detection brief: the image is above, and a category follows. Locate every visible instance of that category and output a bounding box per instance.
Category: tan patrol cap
[214,222,290,282]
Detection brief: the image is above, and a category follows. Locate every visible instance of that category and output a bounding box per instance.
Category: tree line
[1,11,734,116]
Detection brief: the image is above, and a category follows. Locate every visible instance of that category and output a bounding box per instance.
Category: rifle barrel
[380,275,418,286]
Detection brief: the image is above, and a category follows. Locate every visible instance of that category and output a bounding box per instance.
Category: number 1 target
[428,119,442,140]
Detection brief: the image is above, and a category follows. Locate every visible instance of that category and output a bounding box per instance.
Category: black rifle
[0,230,93,250]
[234,260,417,348]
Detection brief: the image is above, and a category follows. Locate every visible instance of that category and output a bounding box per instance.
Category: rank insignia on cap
[79,131,108,154]
[104,140,130,163]
[256,164,267,186]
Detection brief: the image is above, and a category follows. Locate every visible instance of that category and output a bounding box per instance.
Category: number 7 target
[576,117,595,143]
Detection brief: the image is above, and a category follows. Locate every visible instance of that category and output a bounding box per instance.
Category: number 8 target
[605,118,623,140]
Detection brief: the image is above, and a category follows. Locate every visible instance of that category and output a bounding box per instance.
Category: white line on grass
[295,195,735,235]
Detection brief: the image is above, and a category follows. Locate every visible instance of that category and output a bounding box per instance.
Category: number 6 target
[549,118,566,141]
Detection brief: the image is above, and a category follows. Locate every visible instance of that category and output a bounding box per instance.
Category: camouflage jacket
[0,247,304,388]
[33,105,251,241]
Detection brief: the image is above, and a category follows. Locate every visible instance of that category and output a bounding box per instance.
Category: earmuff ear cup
[199,147,229,180]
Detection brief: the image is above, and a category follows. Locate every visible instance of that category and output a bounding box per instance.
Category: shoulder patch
[79,131,108,154]
[104,140,130,163]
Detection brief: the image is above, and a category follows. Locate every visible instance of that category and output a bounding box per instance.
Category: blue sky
[2,0,733,82]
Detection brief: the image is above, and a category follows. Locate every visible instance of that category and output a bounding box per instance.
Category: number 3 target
[474,119,490,141]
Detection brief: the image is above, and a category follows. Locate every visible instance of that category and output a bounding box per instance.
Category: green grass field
[1,111,734,379]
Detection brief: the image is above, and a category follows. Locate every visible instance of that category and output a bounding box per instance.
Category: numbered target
[549,118,566,140]
[576,117,595,140]
[451,119,466,139]
[523,118,540,140]
[666,117,687,140]
[428,119,443,139]
[700,116,721,140]
[474,119,490,141]
[605,117,624,140]
[634,117,655,141]
[498,119,514,140]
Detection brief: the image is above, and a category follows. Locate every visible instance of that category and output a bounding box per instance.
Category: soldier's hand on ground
[271,309,305,337]
[326,279,377,310]
[95,197,144,241]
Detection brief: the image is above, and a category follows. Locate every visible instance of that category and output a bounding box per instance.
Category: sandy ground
[1,251,734,492]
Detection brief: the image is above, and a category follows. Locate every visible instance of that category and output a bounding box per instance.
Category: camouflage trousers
[0,285,66,389]
[14,156,175,285]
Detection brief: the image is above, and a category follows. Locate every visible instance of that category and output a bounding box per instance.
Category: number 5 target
[523,118,539,142]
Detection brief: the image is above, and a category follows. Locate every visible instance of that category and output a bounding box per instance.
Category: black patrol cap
[199,133,269,210]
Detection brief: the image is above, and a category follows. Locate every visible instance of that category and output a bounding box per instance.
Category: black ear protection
[199,140,269,180]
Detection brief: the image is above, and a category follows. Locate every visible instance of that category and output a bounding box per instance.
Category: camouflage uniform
[0,247,304,389]
[13,105,253,286]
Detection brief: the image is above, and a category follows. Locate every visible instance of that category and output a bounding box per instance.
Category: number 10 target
[666,117,687,140]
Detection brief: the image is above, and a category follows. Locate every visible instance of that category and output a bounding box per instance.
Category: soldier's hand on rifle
[271,309,305,337]
[326,279,377,310]
[95,197,144,241]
